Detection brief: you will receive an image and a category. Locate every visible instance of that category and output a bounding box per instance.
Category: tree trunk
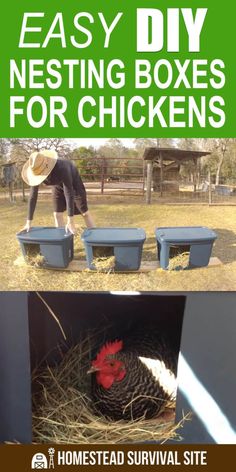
[101,158,105,194]
[146,161,153,204]
[193,159,197,193]
[160,153,163,197]
[208,171,212,205]
[215,152,225,185]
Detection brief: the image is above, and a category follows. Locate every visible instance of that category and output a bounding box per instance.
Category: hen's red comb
[94,340,123,364]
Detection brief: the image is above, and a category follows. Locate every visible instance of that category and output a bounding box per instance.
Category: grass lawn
[1,195,236,291]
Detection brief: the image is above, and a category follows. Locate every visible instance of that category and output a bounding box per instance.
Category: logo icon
[31,453,48,469]
[48,448,55,469]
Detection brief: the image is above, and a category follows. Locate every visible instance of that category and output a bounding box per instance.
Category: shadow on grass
[213,228,236,264]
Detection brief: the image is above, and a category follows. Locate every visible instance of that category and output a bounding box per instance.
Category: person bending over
[21,149,95,234]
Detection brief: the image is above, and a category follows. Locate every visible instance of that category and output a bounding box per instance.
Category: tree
[98,139,129,178]
[0,139,10,158]
[0,140,21,201]
[1,138,73,201]
[70,146,101,181]
[133,138,176,158]
[9,138,72,161]
[214,139,235,185]
[201,139,236,185]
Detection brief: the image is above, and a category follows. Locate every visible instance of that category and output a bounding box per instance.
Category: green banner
[0,0,235,137]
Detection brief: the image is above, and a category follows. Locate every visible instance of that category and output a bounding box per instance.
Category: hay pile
[93,256,116,273]
[32,334,187,444]
[25,253,46,268]
[168,252,190,271]
[14,254,46,268]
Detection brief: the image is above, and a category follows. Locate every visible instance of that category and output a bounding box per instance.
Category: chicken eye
[109,361,115,367]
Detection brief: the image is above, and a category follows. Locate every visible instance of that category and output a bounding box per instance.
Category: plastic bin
[81,227,146,271]
[155,226,217,269]
[16,227,74,268]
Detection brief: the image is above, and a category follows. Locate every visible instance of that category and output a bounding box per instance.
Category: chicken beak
[87,366,99,374]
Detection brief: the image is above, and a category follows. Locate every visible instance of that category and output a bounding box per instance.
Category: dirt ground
[0,195,236,291]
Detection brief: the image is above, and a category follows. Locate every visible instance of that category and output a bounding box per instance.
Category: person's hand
[19,220,32,233]
[65,221,76,234]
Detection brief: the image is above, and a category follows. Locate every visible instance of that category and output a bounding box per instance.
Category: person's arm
[20,186,39,232]
[61,165,76,233]
[27,185,39,220]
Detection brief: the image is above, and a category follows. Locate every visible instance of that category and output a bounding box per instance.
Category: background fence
[72,157,145,196]
[1,158,236,205]
[147,173,236,205]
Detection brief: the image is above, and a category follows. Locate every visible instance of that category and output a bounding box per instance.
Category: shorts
[52,183,88,215]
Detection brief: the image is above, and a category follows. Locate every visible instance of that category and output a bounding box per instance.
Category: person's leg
[53,212,65,227]
[82,210,95,228]
[52,184,66,227]
[73,177,95,228]
[71,166,96,229]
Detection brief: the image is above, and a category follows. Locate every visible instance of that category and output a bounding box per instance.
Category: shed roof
[143,147,211,162]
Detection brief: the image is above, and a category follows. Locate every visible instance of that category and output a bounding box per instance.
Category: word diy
[18,8,208,52]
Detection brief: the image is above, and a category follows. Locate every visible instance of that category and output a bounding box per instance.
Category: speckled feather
[91,330,178,421]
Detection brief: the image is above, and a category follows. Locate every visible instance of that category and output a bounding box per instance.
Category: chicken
[88,331,178,421]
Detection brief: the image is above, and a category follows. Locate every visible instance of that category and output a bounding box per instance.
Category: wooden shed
[143,148,211,203]
[0,160,18,202]
[0,158,25,202]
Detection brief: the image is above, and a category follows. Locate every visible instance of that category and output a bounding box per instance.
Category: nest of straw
[25,253,46,268]
[32,333,187,444]
[168,252,190,271]
[92,256,116,273]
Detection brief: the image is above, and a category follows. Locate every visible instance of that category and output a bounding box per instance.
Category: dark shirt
[27,159,85,220]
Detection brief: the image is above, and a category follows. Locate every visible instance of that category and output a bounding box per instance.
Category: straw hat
[21,150,58,186]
